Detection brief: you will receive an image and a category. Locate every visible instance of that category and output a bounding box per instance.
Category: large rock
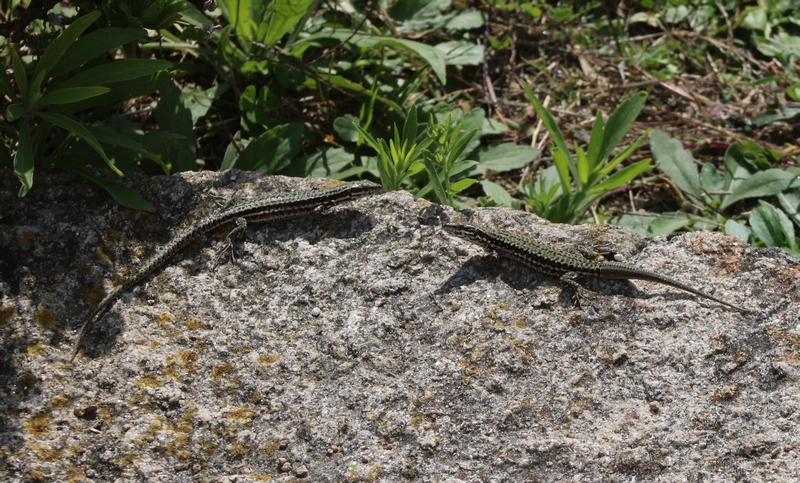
[1,169,796,482]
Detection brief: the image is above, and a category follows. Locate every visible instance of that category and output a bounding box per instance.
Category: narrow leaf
[0,62,15,98]
[49,28,148,79]
[522,80,570,160]
[598,129,649,177]
[585,112,604,168]
[57,59,173,89]
[11,49,27,104]
[31,10,101,93]
[423,157,448,204]
[597,92,646,163]
[450,178,477,194]
[71,167,155,211]
[85,125,163,164]
[575,143,589,185]
[551,148,572,194]
[36,86,110,107]
[14,123,34,196]
[587,159,652,195]
[36,111,122,175]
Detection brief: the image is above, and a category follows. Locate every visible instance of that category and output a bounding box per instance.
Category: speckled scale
[72,180,382,360]
[442,222,744,311]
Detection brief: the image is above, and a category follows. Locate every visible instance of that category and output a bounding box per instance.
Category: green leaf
[479,180,513,207]
[446,129,478,166]
[84,125,163,165]
[36,111,122,176]
[575,143,589,184]
[154,81,197,173]
[334,115,362,143]
[185,84,228,124]
[752,105,800,128]
[286,147,361,178]
[442,8,487,30]
[650,129,701,199]
[6,104,24,122]
[218,0,262,43]
[722,169,800,210]
[36,86,111,107]
[31,11,101,94]
[787,83,800,102]
[587,159,652,195]
[423,157,448,204]
[449,159,478,177]
[724,219,751,244]
[13,123,34,197]
[777,187,800,228]
[436,40,484,66]
[699,162,724,194]
[318,74,405,115]
[551,148,571,194]
[374,38,447,85]
[50,75,168,116]
[469,143,539,174]
[265,0,314,46]
[749,201,795,250]
[387,0,448,24]
[297,32,447,84]
[57,59,173,89]
[597,129,649,177]
[522,81,570,161]
[585,112,604,169]
[449,178,477,194]
[11,49,28,104]
[598,92,646,164]
[613,213,690,236]
[453,108,484,158]
[48,28,148,79]
[71,168,155,211]
[0,62,15,98]
[237,123,304,174]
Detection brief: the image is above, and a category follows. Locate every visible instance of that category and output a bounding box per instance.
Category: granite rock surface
[0,169,797,482]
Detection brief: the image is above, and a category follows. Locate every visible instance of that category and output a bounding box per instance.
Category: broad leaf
[265,0,314,46]
[449,177,477,194]
[235,123,304,173]
[613,213,690,236]
[749,201,795,250]
[650,129,701,199]
[469,143,539,174]
[480,180,514,207]
[722,169,800,210]
[154,81,197,172]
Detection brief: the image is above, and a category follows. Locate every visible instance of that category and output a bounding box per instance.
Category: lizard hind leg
[559,271,597,308]
[212,216,248,268]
